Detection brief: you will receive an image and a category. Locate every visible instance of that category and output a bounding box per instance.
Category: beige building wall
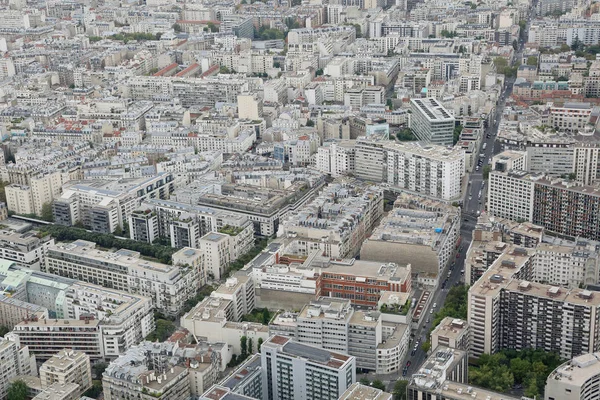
[5,184,34,215]
[360,240,438,275]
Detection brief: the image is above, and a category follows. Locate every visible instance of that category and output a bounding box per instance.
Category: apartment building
[0,336,36,399]
[212,275,255,323]
[409,98,455,146]
[53,173,175,233]
[45,240,198,316]
[549,103,594,132]
[260,335,356,400]
[0,229,54,270]
[32,383,80,400]
[216,354,263,399]
[13,281,154,361]
[468,246,600,360]
[315,140,356,178]
[103,355,190,400]
[128,208,159,243]
[200,228,254,280]
[354,139,464,200]
[487,170,535,222]
[269,298,409,374]
[361,195,460,276]
[39,349,92,395]
[545,352,600,400]
[282,179,383,259]
[5,171,63,217]
[339,383,392,400]
[430,318,470,351]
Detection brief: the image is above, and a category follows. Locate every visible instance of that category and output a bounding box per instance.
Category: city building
[354,139,464,200]
[545,352,600,400]
[281,179,384,259]
[0,229,54,271]
[260,335,356,400]
[409,98,455,146]
[430,318,470,351]
[45,240,199,316]
[468,245,600,360]
[360,195,460,277]
[268,298,409,374]
[39,349,92,395]
[0,336,36,399]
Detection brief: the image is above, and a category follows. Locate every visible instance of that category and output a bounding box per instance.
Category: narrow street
[382,12,534,393]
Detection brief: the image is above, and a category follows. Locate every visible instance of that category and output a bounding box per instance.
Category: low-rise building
[430,318,469,351]
[39,349,92,395]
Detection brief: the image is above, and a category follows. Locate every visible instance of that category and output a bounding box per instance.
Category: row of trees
[470,349,563,398]
[38,225,176,265]
[494,57,519,78]
[109,32,162,43]
[145,313,177,342]
[228,238,269,272]
[241,308,273,324]
[228,336,264,368]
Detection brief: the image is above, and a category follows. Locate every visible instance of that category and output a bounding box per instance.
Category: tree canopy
[470,349,563,398]
[7,380,28,400]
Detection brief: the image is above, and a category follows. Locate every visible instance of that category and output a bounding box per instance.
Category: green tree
[510,358,531,383]
[219,65,231,74]
[248,337,254,354]
[421,341,431,352]
[146,319,176,342]
[7,380,28,400]
[371,380,386,391]
[393,380,407,400]
[0,326,9,337]
[483,165,491,180]
[359,377,370,385]
[396,128,417,141]
[315,68,324,76]
[40,202,54,222]
[527,56,538,66]
[453,125,463,145]
[306,119,315,127]
[83,380,103,399]
[262,308,271,324]
[207,22,218,32]
[524,376,539,398]
[240,336,248,358]
[258,337,264,352]
[172,23,182,32]
[92,362,108,379]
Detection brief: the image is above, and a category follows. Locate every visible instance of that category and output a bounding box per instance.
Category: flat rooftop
[339,382,391,400]
[264,335,352,370]
[547,352,600,387]
[48,240,175,274]
[430,317,468,340]
[308,256,411,282]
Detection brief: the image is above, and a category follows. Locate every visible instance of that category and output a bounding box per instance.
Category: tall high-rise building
[409,98,455,146]
[260,335,356,400]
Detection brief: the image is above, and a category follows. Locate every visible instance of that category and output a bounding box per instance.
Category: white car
[432,303,437,308]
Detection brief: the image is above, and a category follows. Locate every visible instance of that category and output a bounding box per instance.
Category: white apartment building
[260,335,356,400]
[545,352,600,400]
[53,173,175,233]
[410,98,455,146]
[533,240,600,288]
[0,336,36,399]
[315,140,356,178]
[212,275,255,323]
[45,240,199,316]
[199,228,254,280]
[487,171,535,222]
[430,318,470,351]
[354,139,464,200]
[181,294,269,355]
[13,282,154,361]
[39,349,92,395]
[549,102,593,132]
[0,229,54,271]
[272,298,408,374]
